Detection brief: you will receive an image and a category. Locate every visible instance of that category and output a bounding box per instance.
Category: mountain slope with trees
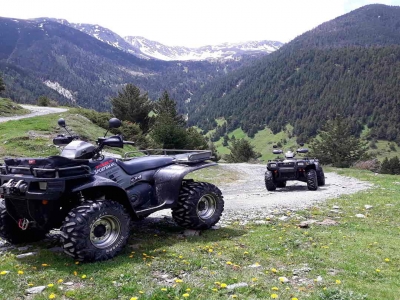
[188,4,400,145]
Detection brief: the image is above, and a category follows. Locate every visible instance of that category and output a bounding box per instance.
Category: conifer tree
[225,139,260,163]
[310,116,367,167]
[111,84,153,133]
[0,73,5,93]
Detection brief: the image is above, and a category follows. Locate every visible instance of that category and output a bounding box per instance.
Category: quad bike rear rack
[123,149,213,164]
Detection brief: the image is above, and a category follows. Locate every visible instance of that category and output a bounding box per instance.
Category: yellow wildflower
[335,279,341,284]
[212,288,218,292]
[161,288,167,291]
[18,270,24,275]
[186,288,191,292]
[49,293,56,299]
[271,268,277,273]
[252,277,258,282]
[226,261,233,265]
[175,279,183,283]
[385,258,390,262]
[220,283,227,288]
[81,275,87,279]
[48,284,54,287]
[57,279,63,284]
[271,294,279,299]
[231,295,238,298]
[183,294,190,298]
[271,287,279,291]
[376,269,381,273]
[130,298,138,300]
[292,298,299,300]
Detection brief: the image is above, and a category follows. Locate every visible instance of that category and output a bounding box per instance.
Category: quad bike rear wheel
[172,182,224,230]
[0,200,47,244]
[317,169,325,186]
[265,171,276,191]
[61,200,130,262]
[306,169,318,191]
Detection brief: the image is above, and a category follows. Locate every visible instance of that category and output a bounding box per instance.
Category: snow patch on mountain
[34,18,283,61]
[44,80,76,102]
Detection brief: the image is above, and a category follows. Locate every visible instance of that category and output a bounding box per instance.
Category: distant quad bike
[265,144,325,191]
[0,118,224,262]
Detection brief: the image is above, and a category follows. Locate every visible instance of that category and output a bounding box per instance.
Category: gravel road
[150,163,373,221]
[0,105,68,123]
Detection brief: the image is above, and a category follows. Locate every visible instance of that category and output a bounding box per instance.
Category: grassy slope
[0,97,30,117]
[0,108,134,159]
[214,125,400,162]
[0,168,399,299]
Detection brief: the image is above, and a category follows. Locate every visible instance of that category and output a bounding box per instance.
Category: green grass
[214,123,400,162]
[215,125,303,161]
[1,168,400,299]
[0,98,30,117]
[0,109,135,159]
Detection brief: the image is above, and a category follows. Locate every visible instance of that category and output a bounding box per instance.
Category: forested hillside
[188,4,400,144]
[0,17,246,112]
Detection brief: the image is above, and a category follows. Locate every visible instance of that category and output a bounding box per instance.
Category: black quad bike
[0,118,224,261]
[264,144,325,191]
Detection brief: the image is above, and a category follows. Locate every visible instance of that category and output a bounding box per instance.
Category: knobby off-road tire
[0,200,46,244]
[306,169,318,191]
[172,182,224,230]
[317,169,326,186]
[61,200,130,262]
[265,171,276,191]
[276,181,287,188]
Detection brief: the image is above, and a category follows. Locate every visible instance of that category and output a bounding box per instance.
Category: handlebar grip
[123,141,135,145]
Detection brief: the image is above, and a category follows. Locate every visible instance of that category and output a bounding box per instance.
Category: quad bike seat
[117,156,174,175]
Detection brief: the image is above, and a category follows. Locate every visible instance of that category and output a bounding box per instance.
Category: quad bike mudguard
[134,161,217,216]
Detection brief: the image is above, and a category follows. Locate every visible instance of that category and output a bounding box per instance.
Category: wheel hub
[90,215,121,249]
[196,194,217,220]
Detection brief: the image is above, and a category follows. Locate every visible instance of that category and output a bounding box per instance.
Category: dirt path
[219,163,372,212]
[150,163,372,221]
[0,105,68,123]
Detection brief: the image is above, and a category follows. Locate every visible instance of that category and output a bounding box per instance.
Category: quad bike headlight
[269,163,277,168]
[297,162,305,166]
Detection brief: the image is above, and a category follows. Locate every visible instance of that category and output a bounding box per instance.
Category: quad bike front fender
[71,176,138,218]
[154,162,217,207]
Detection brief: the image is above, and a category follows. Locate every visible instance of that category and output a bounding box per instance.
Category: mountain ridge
[35,17,283,61]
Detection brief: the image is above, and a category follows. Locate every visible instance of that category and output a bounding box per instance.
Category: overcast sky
[1,0,400,47]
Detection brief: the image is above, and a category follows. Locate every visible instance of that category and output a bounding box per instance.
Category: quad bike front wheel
[61,200,130,262]
[276,181,287,188]
[306,169,318,191]
[317,169,326,186]
[0,200,47,244]
[172,182,224,230]
[265,171,276,191]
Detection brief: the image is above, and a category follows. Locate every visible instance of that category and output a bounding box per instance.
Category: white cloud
[1,0,399,47]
